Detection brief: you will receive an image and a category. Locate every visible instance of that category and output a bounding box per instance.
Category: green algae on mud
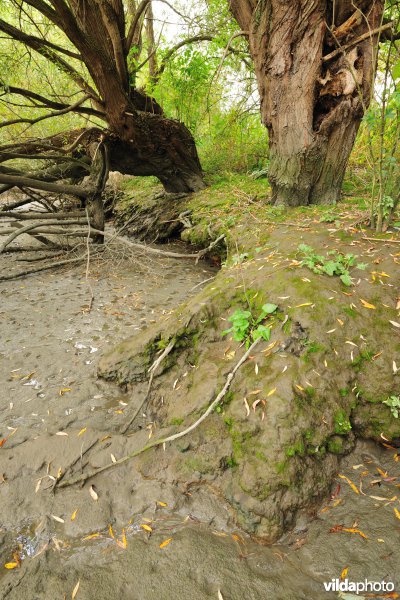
[100,189,400,542]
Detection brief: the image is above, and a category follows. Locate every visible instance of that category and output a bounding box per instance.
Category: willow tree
[229,0,396,206]
[0,0,206,204]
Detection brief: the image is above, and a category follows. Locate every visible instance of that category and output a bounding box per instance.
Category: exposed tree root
[120,339,176,435]
[57,338,261,489]
[94,228,226,261]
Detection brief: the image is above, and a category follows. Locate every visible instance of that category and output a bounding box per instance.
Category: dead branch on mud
[0,220,90,253]
[57,338,262,489]
[0,254,88,281]
[94,228,226,261]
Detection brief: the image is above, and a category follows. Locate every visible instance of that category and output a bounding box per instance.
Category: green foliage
[222,303,278,347]
[298,244,367,286]
[383,395,400,419]
[333,410,352,435]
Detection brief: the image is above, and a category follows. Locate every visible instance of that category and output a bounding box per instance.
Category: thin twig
[0,254,86,281]
[92,228,226,260]
[323,23,393,62]
[120,339,176,435]
[58,338,261,488]
[361,236,400,244]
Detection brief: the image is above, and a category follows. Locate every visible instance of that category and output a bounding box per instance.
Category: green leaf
[253,325,271,341]
[356,263,368,270]
[322,261,338,276]
[221,327,233,337]
[393,59,400,81]
[340,273,352,286]
[261,303,278,315]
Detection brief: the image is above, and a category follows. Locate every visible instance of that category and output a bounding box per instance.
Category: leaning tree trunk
[230,0,384,206]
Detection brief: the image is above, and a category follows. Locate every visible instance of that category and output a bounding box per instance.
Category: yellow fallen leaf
[108,524,115,539]
[77,428,87,437]
[394,507,400,521]
[341,567,348,580]
[71,580,80,599]
[295,302,313,308]
[114,528,127,549]
[157,501,167,507]
[159,538,173,549]
[360,298,376,309]
[71,509,78,521]
[4,562,19,569]
[267,388,276,397]
[338,474,359,495]
[59,388,71,396]
[82,533,100,541]
[140,524,153,532]
[342,527,368,539]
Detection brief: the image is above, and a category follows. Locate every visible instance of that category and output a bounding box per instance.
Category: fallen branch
[96,229,226,261]
[0,197,34,211]
[0,254,86,281]
[53,438,99,490]
[0,211,86,220]
[0,219,87,253]
[0,174,89,198]
[57,338,261,489]
[361,236,400,244]
[6,221,59,249]
[120,339,176,435]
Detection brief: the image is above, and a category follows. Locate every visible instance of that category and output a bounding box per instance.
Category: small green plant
[383,395,400,418]
[333,410,352,435]
[298,244,367,286]
[222,302,278,347]
[319,213,338,223]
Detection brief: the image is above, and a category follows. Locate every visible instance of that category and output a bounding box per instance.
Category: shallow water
[0,243,399,599]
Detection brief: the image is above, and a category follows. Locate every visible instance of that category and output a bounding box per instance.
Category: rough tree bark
[229,0,385,205]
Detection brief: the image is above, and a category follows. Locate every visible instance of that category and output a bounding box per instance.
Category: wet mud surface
[0,244,399,599]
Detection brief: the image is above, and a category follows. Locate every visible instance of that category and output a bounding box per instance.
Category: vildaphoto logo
[323,578,396,594]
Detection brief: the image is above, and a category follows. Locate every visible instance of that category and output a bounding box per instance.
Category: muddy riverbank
[1,236,399,599]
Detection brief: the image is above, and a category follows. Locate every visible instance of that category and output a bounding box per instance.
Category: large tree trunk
[107,111,206,193]
[230,0,384,206]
